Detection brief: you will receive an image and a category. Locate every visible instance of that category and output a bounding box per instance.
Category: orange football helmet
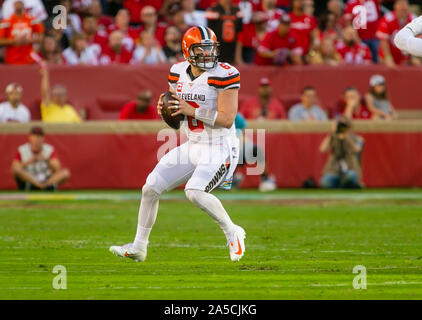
[182,26,220,70]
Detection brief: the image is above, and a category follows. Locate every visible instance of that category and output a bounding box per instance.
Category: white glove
[405,15,422,35]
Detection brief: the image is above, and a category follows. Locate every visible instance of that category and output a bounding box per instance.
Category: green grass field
[1,189,422,300]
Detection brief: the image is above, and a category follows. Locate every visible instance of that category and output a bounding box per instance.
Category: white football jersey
[168,61,240,143]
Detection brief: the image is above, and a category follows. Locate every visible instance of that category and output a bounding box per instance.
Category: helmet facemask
[188,41,220,70]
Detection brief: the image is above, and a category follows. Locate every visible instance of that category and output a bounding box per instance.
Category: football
[161,91,185,129]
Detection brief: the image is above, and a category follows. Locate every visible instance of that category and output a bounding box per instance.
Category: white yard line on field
[0,191,421,202]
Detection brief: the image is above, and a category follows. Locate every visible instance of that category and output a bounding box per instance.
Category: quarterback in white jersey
[394,15,422,57]
[110,26,246,262]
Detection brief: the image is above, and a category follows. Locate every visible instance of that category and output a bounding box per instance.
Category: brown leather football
[160,91,185,129]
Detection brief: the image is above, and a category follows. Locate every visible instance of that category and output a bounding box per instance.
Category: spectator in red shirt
[99,30,133,65]
[255,13,303,65]
[11,126,70,191]
[197,0,217,11]
[82,14,109,58]
[336,26,373,64]
[260,0,286,32]
[237,11,268,63]
[237,0,284,63]
[119,90,159,120]
[240,77,286,120]
[139,5,167,47]
[343,0,382,63]
[277,0,291,10]
[107,9,139,52]
[317,11,341,42]
[288,0,318,57]
[0,0,44,65]
[342,87,372,120]
[376,0,419,66]
[124,0,163,24]
[89,0,113,31]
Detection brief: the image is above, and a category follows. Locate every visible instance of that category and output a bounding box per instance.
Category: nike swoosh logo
[124,252,137,257]
[228,71,234,76]
[235,237,242,255]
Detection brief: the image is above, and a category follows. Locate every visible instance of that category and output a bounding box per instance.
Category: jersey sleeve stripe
[208,75,240,88]
[168,72,180,83]
[208,73,240,81]
[220,83,241,90]
[207,74,240,87]
[208,73,240,82]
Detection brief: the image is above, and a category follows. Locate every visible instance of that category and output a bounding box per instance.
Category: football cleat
[227,225,246,262]
[109,242,147,262]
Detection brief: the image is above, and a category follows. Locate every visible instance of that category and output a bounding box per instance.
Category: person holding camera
[319,116,364,189]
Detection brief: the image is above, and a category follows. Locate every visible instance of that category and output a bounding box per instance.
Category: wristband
[194,107,218,126]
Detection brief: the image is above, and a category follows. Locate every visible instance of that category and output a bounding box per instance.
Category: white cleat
[109,243,147,262]
[227,225,246,262]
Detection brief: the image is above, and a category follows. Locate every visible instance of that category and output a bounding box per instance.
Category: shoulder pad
[168,61,187,83]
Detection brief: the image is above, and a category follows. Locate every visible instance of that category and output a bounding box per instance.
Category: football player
[394,15,422,57]
[110,26,246,262]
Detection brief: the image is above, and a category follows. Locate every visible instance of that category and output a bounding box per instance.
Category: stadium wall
[0,65,421,121]
[1,121,421,189]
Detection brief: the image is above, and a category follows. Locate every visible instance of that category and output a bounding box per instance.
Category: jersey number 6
[187,101,204,132]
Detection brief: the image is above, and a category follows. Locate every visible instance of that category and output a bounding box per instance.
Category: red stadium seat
[86,94,131,120]
[278,94,301,114]
[28,98,42,120]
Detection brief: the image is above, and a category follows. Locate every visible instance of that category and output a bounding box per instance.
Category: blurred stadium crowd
[0,0,421,67]
[0,0,415,123]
